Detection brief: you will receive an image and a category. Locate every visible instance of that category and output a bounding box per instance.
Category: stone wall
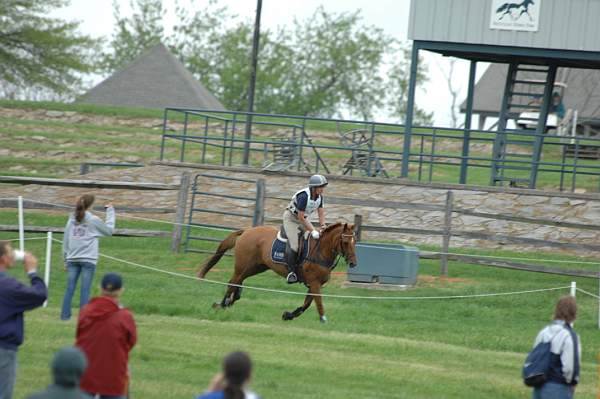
[1,162,600,256]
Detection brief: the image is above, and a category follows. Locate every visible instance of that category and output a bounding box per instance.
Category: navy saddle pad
[270,236,309,264]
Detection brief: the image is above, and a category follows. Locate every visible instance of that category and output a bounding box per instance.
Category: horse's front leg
[310,282,327,323]
[282,292,313,321]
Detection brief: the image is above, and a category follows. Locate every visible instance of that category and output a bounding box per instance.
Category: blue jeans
[0,347,17,399]
[61,261,96,320]
[532,381,574,399]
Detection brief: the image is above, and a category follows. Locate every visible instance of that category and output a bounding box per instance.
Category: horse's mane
[322,222,344,234]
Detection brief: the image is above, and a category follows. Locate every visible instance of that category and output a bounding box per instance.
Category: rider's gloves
[311,229,320,240]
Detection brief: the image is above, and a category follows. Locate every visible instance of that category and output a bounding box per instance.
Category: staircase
[490,63,557,188]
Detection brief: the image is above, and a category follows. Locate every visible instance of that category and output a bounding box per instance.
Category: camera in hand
[13,250,25,262]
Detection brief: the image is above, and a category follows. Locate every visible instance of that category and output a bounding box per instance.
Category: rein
[304,230,354,270]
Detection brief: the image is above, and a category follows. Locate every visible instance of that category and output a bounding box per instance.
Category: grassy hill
[3,100,599,192]
[1,210,599,398]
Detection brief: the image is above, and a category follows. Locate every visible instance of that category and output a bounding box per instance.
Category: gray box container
[348,243,419,285]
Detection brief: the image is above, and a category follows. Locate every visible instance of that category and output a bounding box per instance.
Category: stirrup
[286,271,298,284]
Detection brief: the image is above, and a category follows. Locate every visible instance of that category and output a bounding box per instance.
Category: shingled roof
[80,43,225,110]
[461,64,600,123]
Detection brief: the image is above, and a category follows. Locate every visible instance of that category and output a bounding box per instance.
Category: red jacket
[75,296,137,396]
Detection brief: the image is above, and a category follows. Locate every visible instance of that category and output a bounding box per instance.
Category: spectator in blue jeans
[61,194,115,321]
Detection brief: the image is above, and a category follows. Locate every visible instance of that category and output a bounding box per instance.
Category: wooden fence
[0,174,191,251]
[2,174,599,278]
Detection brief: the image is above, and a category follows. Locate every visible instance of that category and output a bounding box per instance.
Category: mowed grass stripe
[16,310,597,398]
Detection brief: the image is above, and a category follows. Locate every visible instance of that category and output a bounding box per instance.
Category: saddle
[270,226,308,268]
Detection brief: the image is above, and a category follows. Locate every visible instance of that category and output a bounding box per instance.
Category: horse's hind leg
[214,264,267,309]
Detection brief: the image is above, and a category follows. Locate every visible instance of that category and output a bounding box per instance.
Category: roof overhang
[415,40,600,69]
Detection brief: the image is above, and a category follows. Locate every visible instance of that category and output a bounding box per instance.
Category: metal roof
[79,43,225,110]
[409,0,600,53]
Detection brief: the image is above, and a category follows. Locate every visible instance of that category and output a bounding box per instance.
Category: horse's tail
[197,230,244,278]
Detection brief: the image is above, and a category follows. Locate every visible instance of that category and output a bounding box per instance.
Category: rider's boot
[286,249,298,284]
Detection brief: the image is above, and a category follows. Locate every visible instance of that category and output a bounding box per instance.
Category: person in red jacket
[75,272,137,399]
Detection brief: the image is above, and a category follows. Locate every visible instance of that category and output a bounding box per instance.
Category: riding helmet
[308,174,328,188]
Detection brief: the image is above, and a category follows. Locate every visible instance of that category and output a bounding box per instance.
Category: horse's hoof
[320,315,328,323]
[282,311,294,321]
[212,302,223,310]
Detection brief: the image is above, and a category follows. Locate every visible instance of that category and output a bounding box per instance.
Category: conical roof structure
[80,43,225,110]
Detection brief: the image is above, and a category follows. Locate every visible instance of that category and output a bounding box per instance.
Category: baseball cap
[51,346,87,387]
[101,273,123,291]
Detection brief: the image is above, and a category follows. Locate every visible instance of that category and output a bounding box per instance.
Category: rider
[283,174,327,283]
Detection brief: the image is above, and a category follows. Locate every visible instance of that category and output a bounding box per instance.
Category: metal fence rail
[183,173,265,254]
[159,108,600,192]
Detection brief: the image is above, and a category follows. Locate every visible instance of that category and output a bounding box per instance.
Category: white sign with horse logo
[490,0,540,32]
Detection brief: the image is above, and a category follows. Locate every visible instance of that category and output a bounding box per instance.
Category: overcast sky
[52,0,487,126]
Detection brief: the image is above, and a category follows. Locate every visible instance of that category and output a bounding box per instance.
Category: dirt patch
[418,274,472,287]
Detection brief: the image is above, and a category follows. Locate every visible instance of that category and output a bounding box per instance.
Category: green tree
[387,44,433,125]
[0,0,99,98]
[277,8,391,119]
[103,1,432,123]
[101,0,165,73]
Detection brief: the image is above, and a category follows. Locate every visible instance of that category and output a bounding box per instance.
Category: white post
[18,196,24,252]
[570,281,576,297]
[43,232,52,308]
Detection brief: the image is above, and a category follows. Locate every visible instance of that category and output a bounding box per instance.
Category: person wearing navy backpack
[531,295,580,399]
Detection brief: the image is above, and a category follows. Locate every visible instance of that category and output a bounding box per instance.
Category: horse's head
[339,223,357,268]
[320,222,357,268]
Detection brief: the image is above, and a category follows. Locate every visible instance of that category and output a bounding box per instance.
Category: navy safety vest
[287,187,323,218]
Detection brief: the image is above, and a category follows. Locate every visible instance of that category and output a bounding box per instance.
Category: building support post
[459,60,477,184]
[401,43,420,178]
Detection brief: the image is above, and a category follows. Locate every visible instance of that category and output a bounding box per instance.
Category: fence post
[570,281,576,297]
[440,190,454,276]
[253,178,266,226]
[171,172,191,253]
[18,196,24,252]
[353,214,363,241]
[43,232,52,308]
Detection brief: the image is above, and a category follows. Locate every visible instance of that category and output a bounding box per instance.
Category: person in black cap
[27,346,90,399]
[75,273,137,399]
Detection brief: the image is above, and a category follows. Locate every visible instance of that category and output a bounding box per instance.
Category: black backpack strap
[564,323,579,384]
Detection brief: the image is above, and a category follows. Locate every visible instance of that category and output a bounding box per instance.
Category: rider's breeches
[283,210,304,252]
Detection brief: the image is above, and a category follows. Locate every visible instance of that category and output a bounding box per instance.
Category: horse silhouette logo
[496,0,535,21]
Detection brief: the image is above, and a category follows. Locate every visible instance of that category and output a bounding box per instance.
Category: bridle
[305,228,356,270]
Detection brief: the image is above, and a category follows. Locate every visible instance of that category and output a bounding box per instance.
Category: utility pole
[243,0,262,165]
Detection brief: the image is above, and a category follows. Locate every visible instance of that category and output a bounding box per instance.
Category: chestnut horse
[197,222,357,322]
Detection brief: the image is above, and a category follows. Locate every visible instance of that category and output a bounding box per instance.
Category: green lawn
[1,210,599,398]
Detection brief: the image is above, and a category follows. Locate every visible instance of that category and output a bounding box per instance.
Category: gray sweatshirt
[533,320,581,384]
[62,207,115,264]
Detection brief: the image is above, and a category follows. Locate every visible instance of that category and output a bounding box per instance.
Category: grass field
[1,209,599,398]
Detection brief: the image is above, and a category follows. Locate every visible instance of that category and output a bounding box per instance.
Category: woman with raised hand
[60,194,115,321]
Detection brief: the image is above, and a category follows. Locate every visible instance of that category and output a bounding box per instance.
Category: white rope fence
[48,236,570,300]
[576,287,600,299]
[1,196,599,326]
